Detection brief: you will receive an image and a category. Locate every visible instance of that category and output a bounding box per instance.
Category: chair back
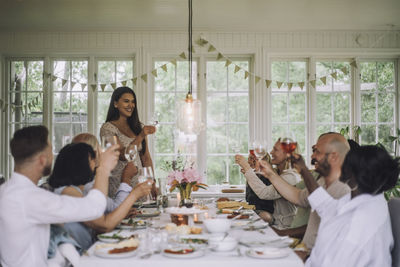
[389,197,400,267]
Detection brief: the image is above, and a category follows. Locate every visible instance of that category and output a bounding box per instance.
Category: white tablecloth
[80,212,304,267]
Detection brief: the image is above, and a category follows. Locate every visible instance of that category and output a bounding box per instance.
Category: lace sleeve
[100,122,117,140]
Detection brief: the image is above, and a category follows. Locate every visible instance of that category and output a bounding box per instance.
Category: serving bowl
[203,218,231,233]
[209,236,237,251]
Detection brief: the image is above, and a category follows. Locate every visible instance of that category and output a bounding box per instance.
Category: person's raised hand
[99,144,120,173]
[142,125,156,136]
[258,159,275,178]
[235,154,252,173]
[290,153,307,174]
[121,162,138,184]
[133,181,153,199]
[248,153,257,169]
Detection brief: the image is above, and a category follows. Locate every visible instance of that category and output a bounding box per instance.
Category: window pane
[155,93,176,122]
[377,62,394,92]
[155,61,175,91]
[228,93,248,122]
[155,125,175,153]
[207,93,226,123]
[271,94,287,123]
[361,93,376,123]
[333,93,350,122]
[207,125,227,153]
[27,61,43,92]
[207,62,227,91]
[361,125,376,145]
[228,61,249,91]
[378,93,394,123]
[207,156,227,185]
[289,93,305,122]
[316,94,331,122]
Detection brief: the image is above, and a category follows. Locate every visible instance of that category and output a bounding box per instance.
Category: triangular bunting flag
[90,84,97,92]
[161,64,168,72]
[265,80,272,88]
[170,59,177,66]
[111,83,117,90]
[298,82,305,90]
[225,60,232,67]
[71,81,76,89]
[196,38,208,47]
[62,79,68,87]
[81,83,86,91]
[234,65,241,73]
[255,76,261,84]
[51,75,58,82]
[179,52,186,59]
[244,71,249,79]
[310,80,316,88]
[216,53,224,60]
[208,45,216,52]
[341,67,348,75]
[320,76,327,85]
[132,78,137,85]
[350,60,358,69]
[276,81,283,89]
[151,69,158,78]
[100,84,106,91]
[121,81,127,87]
[287,82,293,91]
[330,72,337,80]
[141,74,147,83]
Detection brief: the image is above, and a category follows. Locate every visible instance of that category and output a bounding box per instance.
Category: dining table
[79,200,304,267]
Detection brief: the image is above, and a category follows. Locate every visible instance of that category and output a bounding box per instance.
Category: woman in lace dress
[100,87,156,197]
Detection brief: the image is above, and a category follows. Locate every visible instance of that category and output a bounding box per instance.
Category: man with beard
[258,132,350,260]
[0,125,119,267]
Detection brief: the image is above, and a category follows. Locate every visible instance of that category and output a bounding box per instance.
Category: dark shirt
[246,174,274,214]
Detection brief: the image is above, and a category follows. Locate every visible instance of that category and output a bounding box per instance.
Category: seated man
[0,125,119,267]
[236,138,300,229]
[258,132,350,260]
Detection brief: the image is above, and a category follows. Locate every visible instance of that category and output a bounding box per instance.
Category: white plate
[118,219,147,229]
[136,208,161,218]
[179,235,209,247]
[165,207,206,215]
[94,247,138,259]
[97,232,136,243]
[246,247,290,259]
[162,249,205,259]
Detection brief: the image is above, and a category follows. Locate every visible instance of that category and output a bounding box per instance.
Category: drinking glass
[232,141,241,166]
[148,112,160,127]
[138,167,155,204]
[281,132,297,169]
[125,144,138,162]
[254,141,267,160]
[100,135,118,152]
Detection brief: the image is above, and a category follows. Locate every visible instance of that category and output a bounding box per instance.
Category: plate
[136,208,161,218]
[97,232,136,243]
[165,207,206,215]
[162,248,205,259]
[118,219,147,229]
[179,235,209,248]
[94,247,138,259]
[246,247,290,259]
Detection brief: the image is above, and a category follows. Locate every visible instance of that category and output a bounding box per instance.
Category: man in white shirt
[292,144,398,267]
[0,125,119,267]
[258,133,350,259]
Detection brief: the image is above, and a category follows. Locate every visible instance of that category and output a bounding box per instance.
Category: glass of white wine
[101,135,118,152]
[139,167,155,204]
[125,144,138,162]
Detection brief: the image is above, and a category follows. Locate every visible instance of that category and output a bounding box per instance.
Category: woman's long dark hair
[105,86,146,155]
[48,143,96,188]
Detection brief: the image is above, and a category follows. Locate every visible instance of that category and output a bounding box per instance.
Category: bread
[216,197,230,202]
[190,227,202,234]
[217,201,255,210]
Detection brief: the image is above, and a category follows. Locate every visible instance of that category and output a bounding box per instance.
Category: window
[360,61,396,152]
[52,60,88,153]
[7,60,44,174]
[96,60,134,135]
[271,61,307,155]
[206,60,250,185]
[153,60,198,178]
[315,61,351,136]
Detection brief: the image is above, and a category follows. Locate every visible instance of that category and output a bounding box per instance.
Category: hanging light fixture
[177,0,202,135]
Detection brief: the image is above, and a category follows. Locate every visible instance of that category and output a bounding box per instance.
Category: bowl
[203,219,231,233]
[209,236,237,251]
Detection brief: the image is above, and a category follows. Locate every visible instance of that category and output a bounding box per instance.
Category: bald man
[258,133,351,257]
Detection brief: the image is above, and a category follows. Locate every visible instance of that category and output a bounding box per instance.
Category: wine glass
[280,132,297,169]
[139,167,155,204]
[149,112,160,127]
[100,135,118,152]
[125,144,138,162]
[254,141,267,160]
[232,141,241,166]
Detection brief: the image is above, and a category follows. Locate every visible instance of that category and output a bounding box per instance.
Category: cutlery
[139,252,153,259]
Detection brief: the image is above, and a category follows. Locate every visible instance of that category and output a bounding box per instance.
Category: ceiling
[0,0,399,32]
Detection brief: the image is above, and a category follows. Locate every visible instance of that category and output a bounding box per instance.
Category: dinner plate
[94,247,138,259]
[179,235,209,248]
[117,219,147,230]
[162,249,205,259]
[97,232,137,243]
[136,208,161,218]
[246,247,290,259]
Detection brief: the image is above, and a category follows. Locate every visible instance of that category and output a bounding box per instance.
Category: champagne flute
[101,135,118,152]
[232,141,241,166]
[281,132,297,169]
[125,144,138,162]
[139,167,155,204]
[254,141,267,174]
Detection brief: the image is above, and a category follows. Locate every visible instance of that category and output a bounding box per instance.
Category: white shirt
[306,187,393,267]
[0,172,107,267]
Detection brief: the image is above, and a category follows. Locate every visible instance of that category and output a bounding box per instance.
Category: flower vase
[179,184,193,208]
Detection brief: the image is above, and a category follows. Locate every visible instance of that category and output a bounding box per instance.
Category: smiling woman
[100,87,157,197]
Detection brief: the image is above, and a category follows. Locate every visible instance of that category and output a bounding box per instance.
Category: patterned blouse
[100,122,143,198]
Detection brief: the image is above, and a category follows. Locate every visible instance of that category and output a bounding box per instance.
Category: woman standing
[100,87,156,197]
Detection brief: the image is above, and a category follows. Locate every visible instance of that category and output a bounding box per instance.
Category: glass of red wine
[280,132,297,169]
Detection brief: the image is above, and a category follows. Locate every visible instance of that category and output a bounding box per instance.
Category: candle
[193,213,198,222]
[204,212,209,219]
[176,192,181,207]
